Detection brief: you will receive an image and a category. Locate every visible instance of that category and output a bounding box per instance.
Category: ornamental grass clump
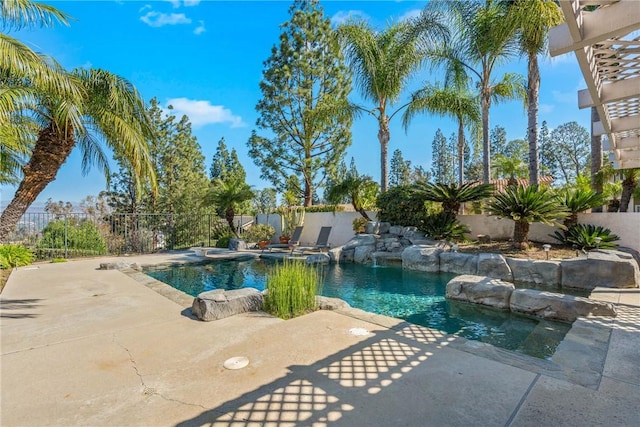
[0,245,35,269]
[264,259,321,319]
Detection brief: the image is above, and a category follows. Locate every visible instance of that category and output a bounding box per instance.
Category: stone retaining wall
[400,246,639,290]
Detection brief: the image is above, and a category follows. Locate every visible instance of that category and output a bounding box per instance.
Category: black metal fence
[4,213,253,260]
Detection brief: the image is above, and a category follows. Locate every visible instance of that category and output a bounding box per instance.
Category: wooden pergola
[549,0,640,170]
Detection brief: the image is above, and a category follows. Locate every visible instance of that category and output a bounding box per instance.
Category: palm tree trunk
[225,206,239,238]
[513,220,530,249]
[457,118,465,186]
[378,114,390,192]
[527,52,540,186]
[0,125,76,242]
[620,171,638,212]
[481,94,490,184]
[590,107,603,212]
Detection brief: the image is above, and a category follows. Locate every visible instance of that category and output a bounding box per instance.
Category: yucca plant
[0,244,35,269]
[551,224,619,251]
[487,185,568,249]
[263,260,321,319]
[419,212,470,242]
[415,182,494,215]
[560,188,606,229]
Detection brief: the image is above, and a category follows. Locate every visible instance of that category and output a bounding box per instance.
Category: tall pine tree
[431,129,455,184]
[248,0,352,206]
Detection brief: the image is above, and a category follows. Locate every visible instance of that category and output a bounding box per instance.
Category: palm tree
[493,154,527,187]
[620,168,640,213]
[560,188,606,229]
[403,83,480,185]
[326,174,379,220]
[337,14,448,192]
[204,179,255,238]
[416,181,494,216]
[1,0,79,183]
[487,185,568,249]
[0,68,158,242]
[428,0,525,184]
[505,0,563,186]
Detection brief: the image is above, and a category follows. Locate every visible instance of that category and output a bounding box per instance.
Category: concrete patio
[1,253,639,426]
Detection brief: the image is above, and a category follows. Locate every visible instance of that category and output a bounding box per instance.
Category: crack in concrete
[111,334,206,411]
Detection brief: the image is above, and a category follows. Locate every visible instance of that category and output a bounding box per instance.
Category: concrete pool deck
[1,252,639,426]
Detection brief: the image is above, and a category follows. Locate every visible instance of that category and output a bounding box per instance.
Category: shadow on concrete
[175,322,459,427]
[0,298,42,319]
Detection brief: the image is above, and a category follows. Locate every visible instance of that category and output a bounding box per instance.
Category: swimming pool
[145,259,571,359]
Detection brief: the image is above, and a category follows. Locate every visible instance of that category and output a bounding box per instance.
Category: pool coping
[121,253,627,390]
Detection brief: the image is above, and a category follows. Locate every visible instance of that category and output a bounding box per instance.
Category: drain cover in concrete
[223,356,249,370]
[349,328,370,336]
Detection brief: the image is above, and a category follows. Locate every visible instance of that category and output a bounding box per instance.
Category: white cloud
[330,10,370,27]
[397,9,422,22]
[164,0,181,8]
[138,4,152,13]
[81,61,92,69]
[539,104,554,114]
[140,11,191,27]
[184,0,201,6]
[165,98,245,128]
[194,20,206,35]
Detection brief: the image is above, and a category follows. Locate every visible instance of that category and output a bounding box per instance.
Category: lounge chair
[263,226,304,253]
[292,226,332,254]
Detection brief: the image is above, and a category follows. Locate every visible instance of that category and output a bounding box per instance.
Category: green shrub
[51,258,68,263]
[352,217,367,233]
[551,224,619,250]
[304,205,345,213]
[243,224,275,242]
[264,259,320,319]
[419,212,470,242]
[215,236,231,249]
[37,219,107,255]
[0,245,35,269]
[376,185,431,226]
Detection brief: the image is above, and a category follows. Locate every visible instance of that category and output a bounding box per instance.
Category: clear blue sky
[1,0,590,210]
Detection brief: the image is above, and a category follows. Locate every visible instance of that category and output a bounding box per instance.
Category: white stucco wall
[256,211,375,247]
[459,213,640,252]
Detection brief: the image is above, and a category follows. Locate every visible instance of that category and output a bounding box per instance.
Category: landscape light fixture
[594,237,602,251]
[451,244,459,253]
[542,244,551,260]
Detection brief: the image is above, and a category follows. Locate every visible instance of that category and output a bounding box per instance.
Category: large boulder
[477,253,513,281]
[342,234,377,250]
[354,245,375,263]
[378,222,391,234]
[561,250,640,290]
[306,253,330,265]
[365,221,379,234]
[316,295,350,310]
[440,252,478,275]
[445,275,514,309]
[506,258,562,286]
[228,239,248,251]
[191,288,263,321]
[389,225,403,236]
[510,289,617,322]
[402,245,443,272]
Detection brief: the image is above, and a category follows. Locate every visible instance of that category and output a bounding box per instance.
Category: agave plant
[560,188,606,229]
[419,212,470,242]
[487,185,568,249]
[415,182,494,215]
[551,224,619,251]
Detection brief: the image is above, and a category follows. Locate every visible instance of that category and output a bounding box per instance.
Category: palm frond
[1,0,71,31]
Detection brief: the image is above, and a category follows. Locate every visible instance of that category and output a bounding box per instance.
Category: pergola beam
[549,0,640,56]
[593,114,640,135]
[578,78,640,108]
[615,149,640,160]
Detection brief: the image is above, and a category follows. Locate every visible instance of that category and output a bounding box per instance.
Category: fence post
[64,214,68,258]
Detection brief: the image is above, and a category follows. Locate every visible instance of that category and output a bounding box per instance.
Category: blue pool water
[146,260,571,359]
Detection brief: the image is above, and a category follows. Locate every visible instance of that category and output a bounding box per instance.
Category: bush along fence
[2,212,253,261]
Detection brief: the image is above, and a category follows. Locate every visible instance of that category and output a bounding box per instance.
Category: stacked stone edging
[399,245,639,290]
[445,275,617,322]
